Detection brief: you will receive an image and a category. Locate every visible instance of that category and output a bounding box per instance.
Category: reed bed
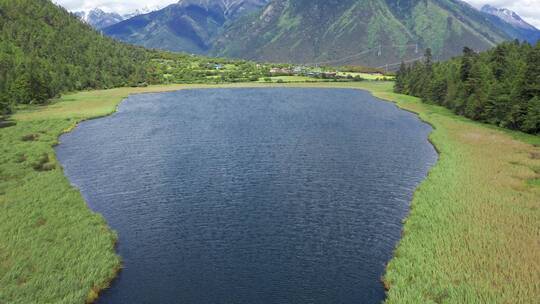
[0,82,538,303]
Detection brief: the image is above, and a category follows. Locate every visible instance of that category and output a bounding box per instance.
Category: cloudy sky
[54,0,540,28]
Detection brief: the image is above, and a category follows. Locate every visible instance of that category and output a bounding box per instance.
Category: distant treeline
[0,0,157,115]
[395,41,540,134]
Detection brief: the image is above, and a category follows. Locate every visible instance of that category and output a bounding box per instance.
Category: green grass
[367,84,540,303]
[336,72,394,80]
[1,82,539,303]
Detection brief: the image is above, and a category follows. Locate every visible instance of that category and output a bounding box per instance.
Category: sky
[54,0,540,28]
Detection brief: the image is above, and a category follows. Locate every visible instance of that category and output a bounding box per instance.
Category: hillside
[0,0,154,115]
[104,0,269,54]
[0,0,277,116]
[212,0,512,65]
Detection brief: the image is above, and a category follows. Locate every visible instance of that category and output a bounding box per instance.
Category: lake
[56,88,437,304]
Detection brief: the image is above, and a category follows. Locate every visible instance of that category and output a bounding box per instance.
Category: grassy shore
[0,82,538,303]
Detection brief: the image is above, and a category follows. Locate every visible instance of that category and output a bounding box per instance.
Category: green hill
[0,0,277,116]
[212,0,511,65]
[0,0,155,115]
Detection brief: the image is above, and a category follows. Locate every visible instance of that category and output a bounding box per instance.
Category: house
[270,67,293,75]
[322,72,337,78]
[293,66,304,74]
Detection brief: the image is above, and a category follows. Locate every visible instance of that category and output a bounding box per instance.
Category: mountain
[74,6,163,30]
[102,0,538,67]
[212,0,514,66]
[480,5,540,44]
[74,8,124,29]
[104,0,269,54]
[122,5,166,19]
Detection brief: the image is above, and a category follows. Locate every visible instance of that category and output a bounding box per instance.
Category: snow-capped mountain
[74,6,163,30]
[122,5,164,20]
[481,4,540,43]
[481,5,537,31]
[74,8,124,30]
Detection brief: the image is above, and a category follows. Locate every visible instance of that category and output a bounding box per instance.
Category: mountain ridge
[100,0,540,66]
[480,4,540,44]
[74,6,163,30]
[212,0,510,65]
[103,0,269,53]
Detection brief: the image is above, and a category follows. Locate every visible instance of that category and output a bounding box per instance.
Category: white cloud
[53,0,540,28]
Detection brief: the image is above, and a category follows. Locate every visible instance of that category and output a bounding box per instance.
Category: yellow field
[336,72,394,80]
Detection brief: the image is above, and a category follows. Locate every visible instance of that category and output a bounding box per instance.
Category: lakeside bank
[1,82,538,303]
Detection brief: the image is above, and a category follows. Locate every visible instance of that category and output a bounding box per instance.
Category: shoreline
[64,83,436,303]
[2,82,539,303]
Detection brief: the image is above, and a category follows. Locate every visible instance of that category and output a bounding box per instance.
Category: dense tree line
[0,0,157,115]
[395,41,540,134]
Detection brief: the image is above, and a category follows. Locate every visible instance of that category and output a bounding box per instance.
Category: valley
[1,1,539,303]
[2,81,539,303]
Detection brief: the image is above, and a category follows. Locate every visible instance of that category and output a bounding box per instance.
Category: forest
[395,41,540,134]
[0,0,269,116]
[0,0,159,115]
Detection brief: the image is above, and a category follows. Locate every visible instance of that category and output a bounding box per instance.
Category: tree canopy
[395,41,540,134]
[0,0,161,115]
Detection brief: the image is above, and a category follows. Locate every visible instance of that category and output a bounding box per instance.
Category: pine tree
[394,61,407,93]
[491,44,507,81]
[460,47,475,82]
[521,42,540,101]
[393,42,540,134]
[523,97,540,134]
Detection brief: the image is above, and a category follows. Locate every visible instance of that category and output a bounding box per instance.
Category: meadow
[336,72,394,80]
[0,82,538,303]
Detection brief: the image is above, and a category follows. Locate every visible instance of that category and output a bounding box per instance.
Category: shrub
[32,153,55,171]
[21,134,39,141]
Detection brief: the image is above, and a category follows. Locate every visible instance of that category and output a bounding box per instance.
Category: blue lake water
[56,88,437,304]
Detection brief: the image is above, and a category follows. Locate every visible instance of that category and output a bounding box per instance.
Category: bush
[32,153,55,171]
[21,134,39,141]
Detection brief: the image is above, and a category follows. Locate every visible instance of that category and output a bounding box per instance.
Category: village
[266,65,392,81]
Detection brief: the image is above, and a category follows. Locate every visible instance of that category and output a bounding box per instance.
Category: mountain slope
[212,0,511,65]
[104,0,269,54]
[0,0,154,114]
[481,5,540,44]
